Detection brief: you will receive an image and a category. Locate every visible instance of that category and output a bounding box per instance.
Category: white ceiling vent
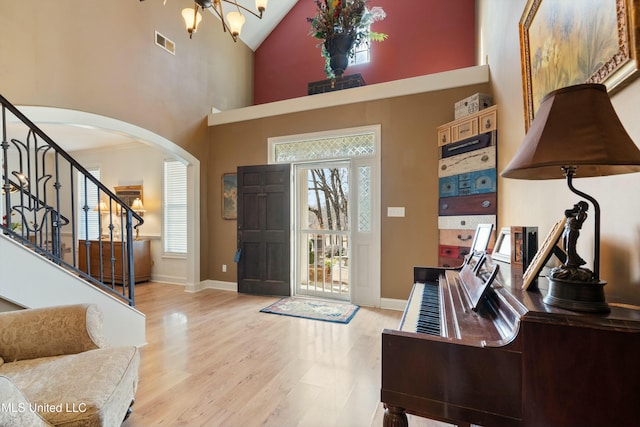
[155,31,175,55]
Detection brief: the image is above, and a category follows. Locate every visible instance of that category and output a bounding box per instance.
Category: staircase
[1,95,146,347]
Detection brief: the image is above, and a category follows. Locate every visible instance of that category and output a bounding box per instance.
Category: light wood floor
[121,283,451,427]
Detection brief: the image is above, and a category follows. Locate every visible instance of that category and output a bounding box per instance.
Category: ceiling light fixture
[182,0,268,42]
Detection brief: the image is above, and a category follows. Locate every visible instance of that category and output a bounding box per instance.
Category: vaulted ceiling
[234,0,298,50]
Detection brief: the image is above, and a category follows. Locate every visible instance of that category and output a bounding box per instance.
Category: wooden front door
[237,164,291,296]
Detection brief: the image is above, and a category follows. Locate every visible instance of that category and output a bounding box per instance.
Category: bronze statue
[550,200,593,282]
[563,201,588,268]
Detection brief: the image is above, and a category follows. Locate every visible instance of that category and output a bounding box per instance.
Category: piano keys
[416,283,440,335]
[401,282,441,336]
[381,255,640,427]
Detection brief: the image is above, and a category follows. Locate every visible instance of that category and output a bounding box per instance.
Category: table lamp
[131,198,146,240]
[501,83,640,313]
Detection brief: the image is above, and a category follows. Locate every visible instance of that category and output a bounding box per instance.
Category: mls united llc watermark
[1,402,88,414]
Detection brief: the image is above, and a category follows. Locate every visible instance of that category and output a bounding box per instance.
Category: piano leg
[383,404,408,427]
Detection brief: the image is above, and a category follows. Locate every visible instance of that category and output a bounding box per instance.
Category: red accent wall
[254,0,476,105]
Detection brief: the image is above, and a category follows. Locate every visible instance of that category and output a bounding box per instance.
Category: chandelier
[182,0,268,42]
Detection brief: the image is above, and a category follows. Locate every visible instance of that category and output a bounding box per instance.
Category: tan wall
[208,83,491,300]
[0,1,253,143]
[0,0,254,283]
[479,0,640,303]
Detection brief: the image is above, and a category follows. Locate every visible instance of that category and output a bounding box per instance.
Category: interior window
[350,39,370,66]
[163,160,187,254]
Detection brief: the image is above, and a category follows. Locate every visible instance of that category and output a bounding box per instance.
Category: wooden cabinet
[78,239,151,284]
[437,104,498,267]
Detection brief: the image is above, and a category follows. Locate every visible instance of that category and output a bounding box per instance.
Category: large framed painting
[222,173,237,220]
[519,0,640,130]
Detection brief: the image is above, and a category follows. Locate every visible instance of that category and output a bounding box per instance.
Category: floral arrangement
[307,0,387,77]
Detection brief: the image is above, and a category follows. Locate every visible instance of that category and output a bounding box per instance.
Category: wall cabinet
[78,239,151,284]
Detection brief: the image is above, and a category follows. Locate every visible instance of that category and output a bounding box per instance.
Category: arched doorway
[10,106,201,289]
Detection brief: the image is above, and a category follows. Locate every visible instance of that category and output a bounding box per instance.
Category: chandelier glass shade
[182,7,203,35]
[182,0,268,42]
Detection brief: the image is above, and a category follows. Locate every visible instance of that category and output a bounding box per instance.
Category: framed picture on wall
[519,0,640,130]
[222,173,237,220]
[114,185,143,208]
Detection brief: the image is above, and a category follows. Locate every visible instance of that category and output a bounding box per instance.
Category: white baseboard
[151,274,187,286]
[187,280,237,293]
[380,298,407,311]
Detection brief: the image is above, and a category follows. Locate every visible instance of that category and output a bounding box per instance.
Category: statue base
[544,277,610,313]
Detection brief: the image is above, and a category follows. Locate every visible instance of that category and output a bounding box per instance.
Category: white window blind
[164,160,187,254]
[77,168,100,240]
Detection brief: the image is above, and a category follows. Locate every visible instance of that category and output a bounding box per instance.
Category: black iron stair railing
[1,95,143,306]
[3,174,71,258]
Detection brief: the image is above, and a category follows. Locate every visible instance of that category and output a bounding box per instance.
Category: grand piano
[381,253,640,427]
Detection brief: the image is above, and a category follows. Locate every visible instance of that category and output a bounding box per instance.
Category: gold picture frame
[114,185,143,208]
[222,173,237,220]
[519,0,640,130]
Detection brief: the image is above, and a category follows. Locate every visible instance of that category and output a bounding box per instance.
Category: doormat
[260,297,359,324]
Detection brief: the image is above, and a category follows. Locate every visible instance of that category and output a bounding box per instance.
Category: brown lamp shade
[502,84,640,180]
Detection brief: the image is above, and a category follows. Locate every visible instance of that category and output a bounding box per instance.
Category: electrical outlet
[222,264,227,273]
